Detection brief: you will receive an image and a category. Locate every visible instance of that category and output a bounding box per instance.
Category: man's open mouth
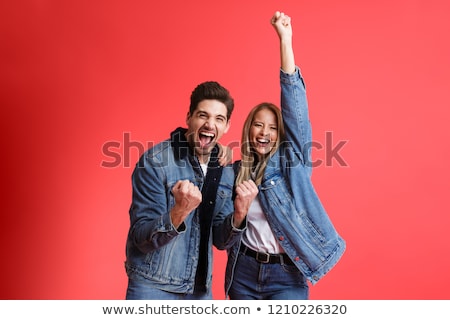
[199,131,215,148]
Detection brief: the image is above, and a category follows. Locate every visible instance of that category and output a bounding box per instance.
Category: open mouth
[255,138,270,148]
[199,131,215,148]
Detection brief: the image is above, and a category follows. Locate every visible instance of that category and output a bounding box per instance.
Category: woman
[225,11,346,300]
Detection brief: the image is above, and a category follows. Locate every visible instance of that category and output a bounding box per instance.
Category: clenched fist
[233,179,259,227]
[171,180,202,228]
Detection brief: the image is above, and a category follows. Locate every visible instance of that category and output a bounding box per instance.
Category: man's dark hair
[189,81,234,120]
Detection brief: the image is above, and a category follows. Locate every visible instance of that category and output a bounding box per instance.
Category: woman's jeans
[228,251,309,300]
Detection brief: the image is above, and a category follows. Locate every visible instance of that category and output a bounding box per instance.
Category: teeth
[257,139,269,143]
[200,132,214,137]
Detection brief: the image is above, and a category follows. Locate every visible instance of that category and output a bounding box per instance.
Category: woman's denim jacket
[125,127,241,294]
[225,68,346,294]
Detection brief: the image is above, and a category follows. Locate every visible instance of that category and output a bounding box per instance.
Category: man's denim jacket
[225,68,346,295]
[125,127,241,294]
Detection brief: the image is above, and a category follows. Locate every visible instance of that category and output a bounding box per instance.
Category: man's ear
[185,112,191,125]
[224,119,231,134]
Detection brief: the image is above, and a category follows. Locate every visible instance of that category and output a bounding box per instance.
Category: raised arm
[271,11,295,74]
[272,11,312,171]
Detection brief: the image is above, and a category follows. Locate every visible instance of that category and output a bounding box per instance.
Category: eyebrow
[196,110,227,120]
[253,120,277,126]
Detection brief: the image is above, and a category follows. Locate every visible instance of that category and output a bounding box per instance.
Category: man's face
[185,99,230,163]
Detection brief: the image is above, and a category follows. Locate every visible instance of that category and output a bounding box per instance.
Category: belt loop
[279,254,285,265]
[240,243,247,255]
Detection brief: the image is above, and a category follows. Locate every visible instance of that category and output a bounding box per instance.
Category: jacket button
[278,236,284,241]
[294,257,300,261]
[270,180,275,185]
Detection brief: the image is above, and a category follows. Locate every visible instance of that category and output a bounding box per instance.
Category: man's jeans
[126,275,212,300]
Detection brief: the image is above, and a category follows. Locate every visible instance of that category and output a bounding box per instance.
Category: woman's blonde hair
[236,102,286,186]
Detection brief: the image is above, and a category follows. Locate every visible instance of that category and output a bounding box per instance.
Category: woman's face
[249,108,278,158]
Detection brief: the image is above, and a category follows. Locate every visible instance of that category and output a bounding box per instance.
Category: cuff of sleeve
[280,66,304,86]
[162,212,186,234]
[232,215,247,231]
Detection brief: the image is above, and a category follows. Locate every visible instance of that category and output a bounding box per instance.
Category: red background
[1,0,449,299]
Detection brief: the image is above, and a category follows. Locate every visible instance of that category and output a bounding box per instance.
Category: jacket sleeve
[128,154,181,254]
[212,165,246,250]
[280,67,313,175]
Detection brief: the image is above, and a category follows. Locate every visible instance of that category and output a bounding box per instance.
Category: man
[125,81,252,299]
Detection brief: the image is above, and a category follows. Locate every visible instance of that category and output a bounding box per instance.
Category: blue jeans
[228,252,309,300]
[126,276,212,300]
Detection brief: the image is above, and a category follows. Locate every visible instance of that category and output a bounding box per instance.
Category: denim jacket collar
[170,127,190,160]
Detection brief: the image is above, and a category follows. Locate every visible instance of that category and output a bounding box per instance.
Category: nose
[261,126,270,136]
[203,120,213,129]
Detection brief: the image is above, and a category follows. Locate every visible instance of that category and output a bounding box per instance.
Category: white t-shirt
[242,197,284,254]
[200,163,207,176]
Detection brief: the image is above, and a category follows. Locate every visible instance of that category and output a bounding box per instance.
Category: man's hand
[171,180,202,228]
[233,180,259,227]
